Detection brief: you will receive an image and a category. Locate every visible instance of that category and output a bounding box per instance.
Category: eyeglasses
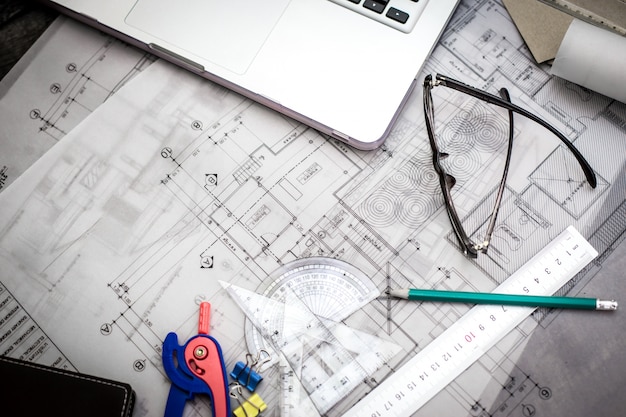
[423,73,597,258]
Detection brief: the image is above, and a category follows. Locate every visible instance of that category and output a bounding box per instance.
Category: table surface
[1,2,625,417]
[0,0,57,81]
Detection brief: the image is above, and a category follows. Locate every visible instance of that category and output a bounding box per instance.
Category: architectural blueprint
[0,1,625,416]
[0,16,154,192]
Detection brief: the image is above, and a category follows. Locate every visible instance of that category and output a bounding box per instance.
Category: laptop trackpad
[125,0,291,74]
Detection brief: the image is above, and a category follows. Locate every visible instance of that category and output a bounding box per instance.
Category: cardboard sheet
[503,0,573,63]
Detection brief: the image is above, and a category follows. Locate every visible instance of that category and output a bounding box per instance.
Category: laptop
[40,0,460,150]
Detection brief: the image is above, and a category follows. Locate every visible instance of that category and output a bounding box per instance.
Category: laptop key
[363,0,388,14]
[386,7,409,24]
[328,0,428,33]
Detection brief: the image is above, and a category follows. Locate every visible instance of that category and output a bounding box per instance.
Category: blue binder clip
[229,350,270,392]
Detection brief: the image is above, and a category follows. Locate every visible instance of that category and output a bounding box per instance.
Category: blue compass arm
[163,383,193,417]
[161,332,212,417]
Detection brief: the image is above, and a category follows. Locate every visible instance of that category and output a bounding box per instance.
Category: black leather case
[0,355,135,416]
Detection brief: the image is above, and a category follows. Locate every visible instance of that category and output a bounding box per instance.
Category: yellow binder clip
[230,383,267,417]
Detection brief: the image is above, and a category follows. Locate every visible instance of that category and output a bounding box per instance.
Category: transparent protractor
[244,257,378,358]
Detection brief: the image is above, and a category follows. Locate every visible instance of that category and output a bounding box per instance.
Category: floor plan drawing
[0,1,624,416]
[0,16,154,192]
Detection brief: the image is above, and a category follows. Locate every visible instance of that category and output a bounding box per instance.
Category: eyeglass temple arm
[433,74,597,188]
[423,81,479,258]
[480,87,514,254]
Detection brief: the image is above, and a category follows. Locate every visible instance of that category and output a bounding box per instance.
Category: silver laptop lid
[41,0,460,149]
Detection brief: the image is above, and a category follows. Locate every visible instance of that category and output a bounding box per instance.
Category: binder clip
[229,350,270,392]
[229,383,267,417]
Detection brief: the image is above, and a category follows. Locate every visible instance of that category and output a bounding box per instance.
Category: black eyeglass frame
[423,73,597,258]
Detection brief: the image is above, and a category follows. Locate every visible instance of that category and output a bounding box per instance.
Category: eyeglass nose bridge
[444,173,457,189]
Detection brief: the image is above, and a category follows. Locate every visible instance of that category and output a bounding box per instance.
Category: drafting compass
[220,257,401,415]
[162,302,230,417]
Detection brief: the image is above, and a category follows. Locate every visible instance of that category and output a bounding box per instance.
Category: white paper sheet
[0,17,153,193]
[1,2,626,416]
[552,19,626,103]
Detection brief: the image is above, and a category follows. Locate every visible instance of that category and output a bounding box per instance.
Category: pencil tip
[597,300,618,310]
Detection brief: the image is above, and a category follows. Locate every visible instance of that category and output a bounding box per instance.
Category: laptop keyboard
[328,0,429,33]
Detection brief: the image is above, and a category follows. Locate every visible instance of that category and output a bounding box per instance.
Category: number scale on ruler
[220,258,401,416]
[344,226,598,417]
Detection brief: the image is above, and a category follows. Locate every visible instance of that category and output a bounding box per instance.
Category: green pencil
[387,288,617,311]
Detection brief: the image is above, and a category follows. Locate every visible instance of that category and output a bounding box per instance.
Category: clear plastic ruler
[278,351,320,417]
[538,0,626,35]
[240,257,380,356]
[344,226,598,417]
[220,258,401,415]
